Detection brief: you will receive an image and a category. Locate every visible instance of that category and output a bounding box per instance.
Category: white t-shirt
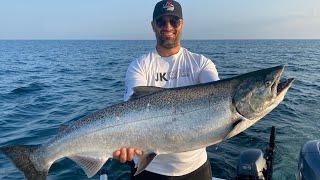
[124,47,219,176]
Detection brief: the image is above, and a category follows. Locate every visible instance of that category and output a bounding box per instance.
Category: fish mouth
[271,66,294,97]
[276,78,294,96]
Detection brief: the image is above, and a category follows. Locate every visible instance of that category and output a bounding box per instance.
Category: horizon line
[0,38,320,41]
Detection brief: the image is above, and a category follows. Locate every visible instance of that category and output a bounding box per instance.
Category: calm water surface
[0,40,319,179]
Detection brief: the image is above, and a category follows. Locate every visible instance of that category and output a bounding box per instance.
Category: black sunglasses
[155,16,181,28]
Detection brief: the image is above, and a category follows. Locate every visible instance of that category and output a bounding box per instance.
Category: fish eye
[265,80,272,87]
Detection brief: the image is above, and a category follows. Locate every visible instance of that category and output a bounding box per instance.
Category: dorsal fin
[58,124,69,133]
[57,120,76,135]
[57,115,86,134]
[58,118,81,134]
[130,86,164,100]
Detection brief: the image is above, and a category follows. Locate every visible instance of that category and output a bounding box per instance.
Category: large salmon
[1,65,294,179]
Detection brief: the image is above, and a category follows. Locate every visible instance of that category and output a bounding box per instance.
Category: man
[113,0,219,179]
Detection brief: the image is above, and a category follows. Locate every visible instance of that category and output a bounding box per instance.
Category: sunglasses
[155,16,181,28]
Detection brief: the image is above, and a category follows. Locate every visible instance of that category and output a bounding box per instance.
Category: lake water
[0,40,319,179]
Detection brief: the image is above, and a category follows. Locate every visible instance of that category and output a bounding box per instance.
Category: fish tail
[1,145,48,180]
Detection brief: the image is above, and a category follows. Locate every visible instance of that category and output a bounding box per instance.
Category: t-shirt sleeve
[124,60,147,101]
[199,56,220,83]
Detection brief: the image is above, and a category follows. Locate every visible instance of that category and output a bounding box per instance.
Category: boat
[99,126,320,180]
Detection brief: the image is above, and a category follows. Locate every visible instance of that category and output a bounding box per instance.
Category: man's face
[152,15,183,49]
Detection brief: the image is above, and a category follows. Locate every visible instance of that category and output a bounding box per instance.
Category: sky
[0,0,319,40]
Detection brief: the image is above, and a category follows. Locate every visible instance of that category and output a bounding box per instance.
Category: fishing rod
[263,126,275,180]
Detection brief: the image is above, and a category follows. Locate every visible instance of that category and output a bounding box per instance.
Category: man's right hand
[113,147,143,163]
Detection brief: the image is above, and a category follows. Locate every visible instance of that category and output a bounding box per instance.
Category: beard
[156,30,181,49]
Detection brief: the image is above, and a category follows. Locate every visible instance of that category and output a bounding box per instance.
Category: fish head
[233,65,294,121]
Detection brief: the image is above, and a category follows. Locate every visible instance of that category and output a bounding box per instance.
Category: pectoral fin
[134,152,157,176]
[225,118,247,139]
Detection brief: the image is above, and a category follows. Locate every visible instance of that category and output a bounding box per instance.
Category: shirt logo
[163,0,174,11]
[155,70,192,82]
[155,72,168,81]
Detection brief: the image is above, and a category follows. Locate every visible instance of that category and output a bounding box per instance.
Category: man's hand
[113,147,143,163]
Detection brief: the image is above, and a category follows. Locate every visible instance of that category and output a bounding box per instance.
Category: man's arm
[199,56,220,83]
[124,60,147,101]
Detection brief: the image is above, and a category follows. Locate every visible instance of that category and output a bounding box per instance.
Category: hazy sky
[0,0,319,40]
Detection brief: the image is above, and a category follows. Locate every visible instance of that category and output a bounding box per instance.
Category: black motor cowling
[297,140,320,180]
[236,149,267,180]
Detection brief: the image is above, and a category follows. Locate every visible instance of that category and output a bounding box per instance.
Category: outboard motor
[236,126,275,180]
[297,140,320,180]
[236,149,267,179]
